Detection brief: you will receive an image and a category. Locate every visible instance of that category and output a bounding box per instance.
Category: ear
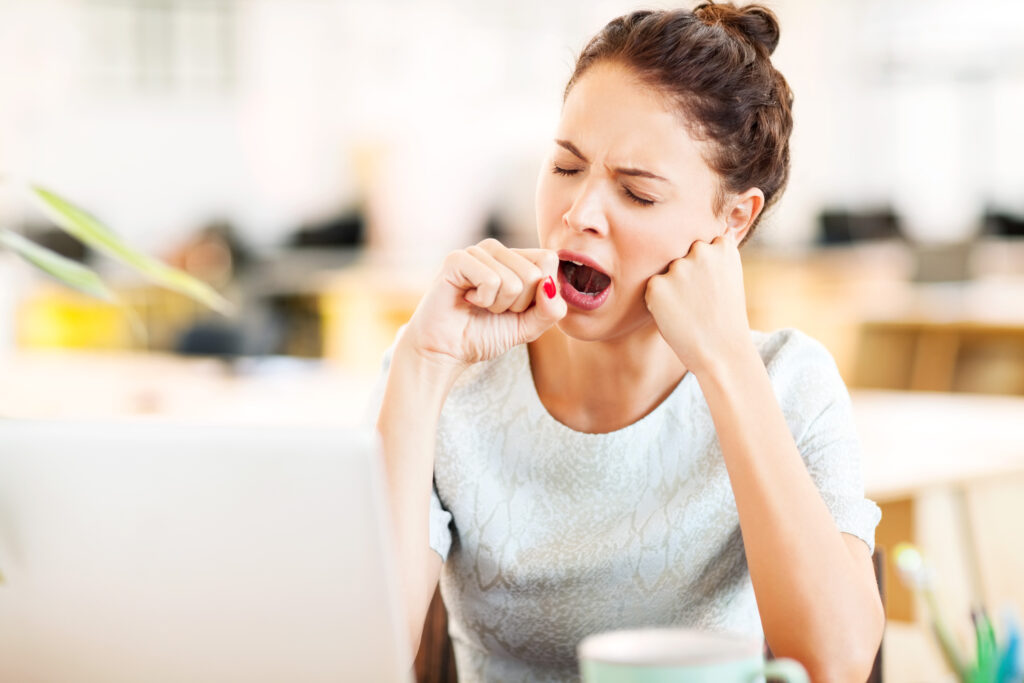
[723,188,765,244]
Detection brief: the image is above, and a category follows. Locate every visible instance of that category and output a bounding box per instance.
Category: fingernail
[543,276,556,299]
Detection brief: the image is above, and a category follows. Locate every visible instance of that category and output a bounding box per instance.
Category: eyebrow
[554,138,669,183]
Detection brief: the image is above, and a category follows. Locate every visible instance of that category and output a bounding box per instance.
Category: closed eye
[553,164,655,207]
[623,187,655,207]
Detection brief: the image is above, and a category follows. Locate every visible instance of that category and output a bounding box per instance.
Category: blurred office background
[1,1,1023,680]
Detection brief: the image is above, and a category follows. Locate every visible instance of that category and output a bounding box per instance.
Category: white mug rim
[578,627,763,667]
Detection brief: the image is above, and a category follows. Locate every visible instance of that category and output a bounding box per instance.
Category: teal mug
[578,628,809,683]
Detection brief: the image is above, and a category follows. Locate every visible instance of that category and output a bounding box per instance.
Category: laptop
[0,419,412,683]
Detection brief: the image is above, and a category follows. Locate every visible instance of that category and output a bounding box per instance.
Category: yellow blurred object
[16,285,132,350]
[15,282,210,352]
[318,263,430,371]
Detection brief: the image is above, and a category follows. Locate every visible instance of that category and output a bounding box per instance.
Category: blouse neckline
[515,342,697,440]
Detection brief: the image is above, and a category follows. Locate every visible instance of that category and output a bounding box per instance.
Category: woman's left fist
[643,233,753,376]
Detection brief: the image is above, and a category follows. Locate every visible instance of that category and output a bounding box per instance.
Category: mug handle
[757,657,809,683]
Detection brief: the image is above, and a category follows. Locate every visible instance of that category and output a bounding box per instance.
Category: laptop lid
[0,419,412,683]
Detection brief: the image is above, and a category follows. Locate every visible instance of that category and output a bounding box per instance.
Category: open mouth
[559,259,612,296]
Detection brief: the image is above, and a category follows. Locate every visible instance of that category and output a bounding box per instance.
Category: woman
[370,4,884,681]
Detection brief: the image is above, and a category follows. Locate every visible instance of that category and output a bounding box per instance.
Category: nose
[562,176,609,236]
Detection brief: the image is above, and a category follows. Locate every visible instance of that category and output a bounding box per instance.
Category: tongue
[566,262,611,294]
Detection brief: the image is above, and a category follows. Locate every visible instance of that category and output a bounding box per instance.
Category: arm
[645,234,882,682]
[695,343,884,682]
[376,339,464,659]
[373,240,565,660]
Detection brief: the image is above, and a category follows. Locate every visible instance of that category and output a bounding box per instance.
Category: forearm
[694,344,882,681]
[376,340,464,655]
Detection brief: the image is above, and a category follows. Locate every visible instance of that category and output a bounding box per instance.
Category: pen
[973,609,995,683]
[895,544,969,679]
[996,608,1021,683]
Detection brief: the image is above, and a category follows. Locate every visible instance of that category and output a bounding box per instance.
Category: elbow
[409,622,425,665]
[781,600,884,683]
[801,615,884,683]
[804,654,878,683]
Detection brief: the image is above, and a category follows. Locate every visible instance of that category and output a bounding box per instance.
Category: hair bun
[694,2,781,56]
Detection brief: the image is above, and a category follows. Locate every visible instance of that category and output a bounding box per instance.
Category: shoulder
[751,327,840,381]
[750,327,851,426]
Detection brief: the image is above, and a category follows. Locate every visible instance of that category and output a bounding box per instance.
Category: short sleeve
[797,392,882,554]
[765,330,882,555]
[362,324,454,562]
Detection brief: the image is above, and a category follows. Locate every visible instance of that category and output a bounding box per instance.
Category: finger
[517,273,567,344]
[479,244,545,313]
[512,248,560,275]
[711,232,733,248]
[466,245,523,313]
[443,250,502,308]
[684,239,708,259]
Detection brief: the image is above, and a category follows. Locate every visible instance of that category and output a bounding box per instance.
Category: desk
[852,389,1024,683]
[0,350,379,426]
[3,353,1020,682]
[853,279,1024,393]
[855,389,1024,501]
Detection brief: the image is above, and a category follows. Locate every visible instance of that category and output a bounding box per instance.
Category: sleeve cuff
[821,493,882,555]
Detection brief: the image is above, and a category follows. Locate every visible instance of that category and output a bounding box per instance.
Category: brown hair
[565,2,794,239]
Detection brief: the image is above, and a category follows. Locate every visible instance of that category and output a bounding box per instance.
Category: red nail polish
[543,276,556,299]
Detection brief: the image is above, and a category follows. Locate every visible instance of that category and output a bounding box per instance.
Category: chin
[554,316,607,343]
[555,309,650,343]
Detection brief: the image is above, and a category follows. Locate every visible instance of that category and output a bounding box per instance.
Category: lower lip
[557,267,612,311]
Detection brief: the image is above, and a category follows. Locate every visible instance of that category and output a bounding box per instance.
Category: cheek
[639,218,692,266]
[534,173,559,235]
[659,209,719,258]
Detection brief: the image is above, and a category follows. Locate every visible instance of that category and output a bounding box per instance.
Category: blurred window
[84,0,235,95]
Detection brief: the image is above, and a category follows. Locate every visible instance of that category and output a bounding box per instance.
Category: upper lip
[557,249,611,277]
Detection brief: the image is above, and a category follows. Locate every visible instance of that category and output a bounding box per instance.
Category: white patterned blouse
[365,325,881,683]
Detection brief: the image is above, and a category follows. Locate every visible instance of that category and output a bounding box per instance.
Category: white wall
[1,0,1022,261]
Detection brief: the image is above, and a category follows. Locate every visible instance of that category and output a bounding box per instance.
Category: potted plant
[0,182,232,315]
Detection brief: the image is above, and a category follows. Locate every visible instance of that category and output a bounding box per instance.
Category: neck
[528,319,688,432]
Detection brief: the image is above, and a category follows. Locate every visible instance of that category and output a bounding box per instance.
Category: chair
[415,549,885,683]
[414,585,458,683]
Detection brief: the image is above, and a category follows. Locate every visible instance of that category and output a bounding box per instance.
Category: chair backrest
[416,548,886,683]
[414,585,458,683]
[868,547,885,683]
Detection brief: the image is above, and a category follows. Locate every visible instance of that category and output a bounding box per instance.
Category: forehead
[557,60,712,179]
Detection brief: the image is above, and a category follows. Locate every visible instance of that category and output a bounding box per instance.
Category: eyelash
[552,165,655,207]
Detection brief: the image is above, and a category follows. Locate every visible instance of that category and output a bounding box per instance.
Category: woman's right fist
[402,238,567,370]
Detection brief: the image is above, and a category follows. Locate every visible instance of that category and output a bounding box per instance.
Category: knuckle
[479,238,502,250]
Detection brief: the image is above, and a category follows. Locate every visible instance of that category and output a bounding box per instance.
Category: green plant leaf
[0,229,114,300]
[30,185,234,315]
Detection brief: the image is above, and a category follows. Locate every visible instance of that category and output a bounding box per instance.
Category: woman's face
[535,60,729,342]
